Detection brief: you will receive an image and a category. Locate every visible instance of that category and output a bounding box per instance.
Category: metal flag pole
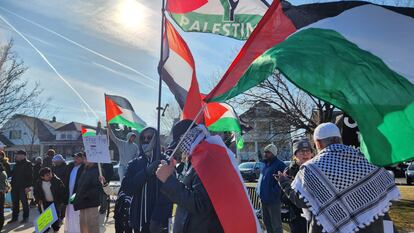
[156,0,167,161]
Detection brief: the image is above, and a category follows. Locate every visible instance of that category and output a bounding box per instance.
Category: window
[67,134,73,139]
[9,130,21,139]
[60,134,66,139]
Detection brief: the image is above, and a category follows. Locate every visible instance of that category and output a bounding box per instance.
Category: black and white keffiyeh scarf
[292,144,400,233]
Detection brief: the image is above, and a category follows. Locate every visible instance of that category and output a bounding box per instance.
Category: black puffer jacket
[11,159,32,189]
[73,165,102,211]
[33,175,66,205]
[161,167,224,233]
[281,162,303,222]
[52,163,67,181]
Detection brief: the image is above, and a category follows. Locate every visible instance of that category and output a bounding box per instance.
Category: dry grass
[389,185,414,233]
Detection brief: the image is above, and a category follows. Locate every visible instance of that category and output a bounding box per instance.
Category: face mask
[142,144,150,152]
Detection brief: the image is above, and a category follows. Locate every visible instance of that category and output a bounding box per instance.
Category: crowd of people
[0,120,399,233]
[0,148,112,233]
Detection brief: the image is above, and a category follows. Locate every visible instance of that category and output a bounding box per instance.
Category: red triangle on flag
[105,96,123,123]
[204,102,228,127]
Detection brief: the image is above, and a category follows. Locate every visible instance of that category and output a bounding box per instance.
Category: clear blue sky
[0,0,404,128]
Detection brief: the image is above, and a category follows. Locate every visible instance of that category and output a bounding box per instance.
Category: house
[239,102,292,162]
[0,114,94,161]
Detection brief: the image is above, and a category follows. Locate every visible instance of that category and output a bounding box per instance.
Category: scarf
[292,144,399,233]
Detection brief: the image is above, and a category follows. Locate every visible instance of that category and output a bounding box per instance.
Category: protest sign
[34,203,58,233]
[82,134,111,163]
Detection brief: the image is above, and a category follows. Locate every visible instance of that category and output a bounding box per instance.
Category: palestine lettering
[178,15,255,39]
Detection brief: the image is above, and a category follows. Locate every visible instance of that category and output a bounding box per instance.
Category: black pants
[11,188,29,220]
[44,201,61,231]
[0,193,4,231]
[289,216,307,233]
[100,191,108,212]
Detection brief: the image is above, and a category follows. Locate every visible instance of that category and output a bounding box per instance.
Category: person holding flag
[156,120,261,233]
[106,94,146,181]
[122,127,172,233]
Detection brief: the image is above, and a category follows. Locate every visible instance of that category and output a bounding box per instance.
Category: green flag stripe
[228,28,414,166]
[109,115,146,132]
[82,132,96,137]
[207,117,241,133]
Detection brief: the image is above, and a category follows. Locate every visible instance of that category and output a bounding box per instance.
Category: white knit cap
[313,123,341,140]
[264,144,278,156]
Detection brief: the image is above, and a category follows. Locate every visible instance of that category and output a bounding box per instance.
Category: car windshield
[408,164,414,170]
[239,162,255,169]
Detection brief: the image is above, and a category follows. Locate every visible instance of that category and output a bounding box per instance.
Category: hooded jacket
[122,127,172,230]
[109,130,139,166]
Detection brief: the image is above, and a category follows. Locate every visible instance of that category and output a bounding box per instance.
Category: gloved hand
[146,160,161,176]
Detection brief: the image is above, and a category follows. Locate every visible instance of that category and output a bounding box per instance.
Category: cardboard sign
[34,203,58,233]
[83,135,111,163]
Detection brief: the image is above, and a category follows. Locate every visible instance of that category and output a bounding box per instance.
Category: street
[3,207,116,233]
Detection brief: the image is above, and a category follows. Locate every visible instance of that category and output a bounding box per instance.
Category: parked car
[405,163,414,185]
[239,162,264,182]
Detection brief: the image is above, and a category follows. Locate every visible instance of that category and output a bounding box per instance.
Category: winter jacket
[52,163,67,181]
[63,163,84,204]
[161,167,224,233]
[33,175,66,205]
[32,163,42,184]
[0,171,8,193]
[109,130,138,167]
[123,155,172,230]
[11,159,33,189]
[73,165,102,211]
[102,163,114,183]
[257,157,286,205]
[42,156,53,169]
[0,158,11,177]
[278,176,386,233]
[281,162,304,222]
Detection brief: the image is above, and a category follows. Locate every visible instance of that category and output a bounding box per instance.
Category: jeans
[262,202,283,233]
[11,188,29,220]
[118,164,128,182]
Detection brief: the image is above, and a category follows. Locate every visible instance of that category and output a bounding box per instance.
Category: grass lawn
[389,185,414,233]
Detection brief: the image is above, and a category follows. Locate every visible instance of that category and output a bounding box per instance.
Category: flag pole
[156,0,167,161]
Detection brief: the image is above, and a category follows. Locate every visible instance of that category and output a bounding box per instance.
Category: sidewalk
[2,206,116,233]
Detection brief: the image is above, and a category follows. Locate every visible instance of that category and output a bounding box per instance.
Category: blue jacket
[122,155,172,230]
[257,158,286,205]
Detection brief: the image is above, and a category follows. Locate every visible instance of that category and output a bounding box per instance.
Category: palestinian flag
[210,1,414,166]
[204,102,244,149]
[160,19,203,122]
[105,94,147,132]
[81,126,96,137]
[167,0,268,40]
[191,135,260,232]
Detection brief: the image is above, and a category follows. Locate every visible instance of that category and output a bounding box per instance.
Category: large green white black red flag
[166,0,268,40]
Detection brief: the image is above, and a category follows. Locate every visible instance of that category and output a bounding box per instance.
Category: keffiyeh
[178,125,209,155]
[292,144,399,233]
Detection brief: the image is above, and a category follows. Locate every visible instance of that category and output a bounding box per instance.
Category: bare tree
[159,101,182,135]
[21,97,57,158]
[0,40,41,128]
[233,72,334,135]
